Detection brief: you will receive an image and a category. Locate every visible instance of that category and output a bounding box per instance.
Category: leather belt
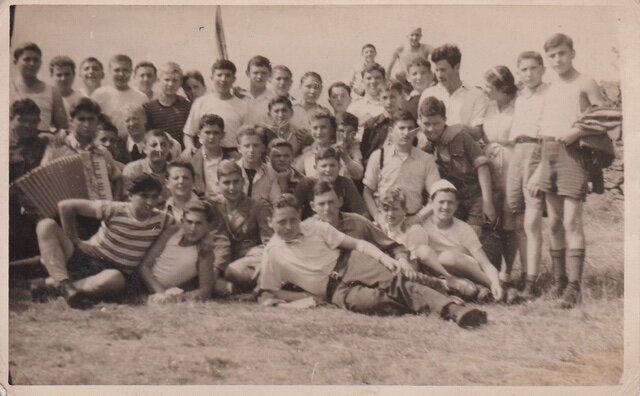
[514,136,542,144]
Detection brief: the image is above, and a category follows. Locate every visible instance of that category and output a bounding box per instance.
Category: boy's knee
[549,217,564,236]
[438,250,457,266]
[36,218,58,237]
[415,245,434,262]
[563,215,584,235]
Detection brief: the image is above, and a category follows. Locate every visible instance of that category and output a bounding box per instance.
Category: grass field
[8,194,624,386]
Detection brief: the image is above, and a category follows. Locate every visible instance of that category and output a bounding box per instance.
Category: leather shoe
[445,277,478,300]
[59,280,94,310]
[443,303,487,328]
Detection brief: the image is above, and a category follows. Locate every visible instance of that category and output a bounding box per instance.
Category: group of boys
[9,28,606,329]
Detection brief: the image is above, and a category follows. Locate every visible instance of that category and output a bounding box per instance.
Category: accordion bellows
[12,152,113,218]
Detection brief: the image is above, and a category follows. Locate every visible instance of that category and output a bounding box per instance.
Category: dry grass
[8,195,624,385]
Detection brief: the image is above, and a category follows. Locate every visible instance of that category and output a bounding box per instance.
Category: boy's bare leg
[560,197,585,308]
[521,206,543,299]
[415,245,452,278]
[74,269,126,296]
[545,193,568,296]
[36,219,75,284]
[438,251,492,288]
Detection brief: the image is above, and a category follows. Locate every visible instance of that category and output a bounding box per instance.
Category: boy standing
[327,82,352,119]
[363,110,440,222]
[35,175,173,308]
[143,62,192,148]
[532,33,606,308]
[244,56,275,125]
[271,65,295,102]
[183,59,248,154]
[360,81,406,163]
[78,57,105,97]
[405,58,435,121]
[264,96,312,157]
[387,27,434,94]
[346,63,386,127]
[351,44,378,97]
[49,56,85,122]
[418,44,487,140]
[91,54,149,140]
[134,61,158,100]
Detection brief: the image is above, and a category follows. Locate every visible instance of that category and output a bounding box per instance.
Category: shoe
[443,303,487,329]
[59,280,94,310]
[476,285,492,304]
[560,281,581,309]
[29,278,59,303]
[551,275,568,298]
[445,277,479,300]
[505,287,521,305]
[519,279,537,301]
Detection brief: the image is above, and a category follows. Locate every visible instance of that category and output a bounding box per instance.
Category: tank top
[540,76,583,139]
[10,80,54,132]
[151,229,199,288]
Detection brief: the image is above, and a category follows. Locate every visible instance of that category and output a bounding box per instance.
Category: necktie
[131,144,144,161]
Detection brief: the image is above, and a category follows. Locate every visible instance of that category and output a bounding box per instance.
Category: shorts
[506,142,544,214]
[455,190,484,227]
[538,141,588,201]
[67,248,144,294]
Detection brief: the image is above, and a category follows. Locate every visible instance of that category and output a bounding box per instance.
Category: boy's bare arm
[387,47,401,77]
[363,186,380,222]
[139,225,180,295]
[58,199,103,242]
[181,249,216,301]
[477,164,496,221]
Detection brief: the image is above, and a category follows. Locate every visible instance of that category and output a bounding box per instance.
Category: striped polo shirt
[143,96,192,145]
[84,201,172,273]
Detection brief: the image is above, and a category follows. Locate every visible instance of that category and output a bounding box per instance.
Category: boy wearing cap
[421,179,504,302]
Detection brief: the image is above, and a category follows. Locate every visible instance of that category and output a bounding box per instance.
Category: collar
[390,145,415,160]
[165,192,199,210]
[141,159,167,177]
[521,82,548,97]
[127,136,145,152]
[65,133,95,151]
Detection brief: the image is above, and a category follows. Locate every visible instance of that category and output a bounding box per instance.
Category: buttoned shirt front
[509,83,549,140]
[347,95,385,136]
[419,82,488,127]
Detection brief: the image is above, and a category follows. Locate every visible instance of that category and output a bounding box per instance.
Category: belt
[514,136,542,144]
[325,250,352,302]
[538,136,557,142]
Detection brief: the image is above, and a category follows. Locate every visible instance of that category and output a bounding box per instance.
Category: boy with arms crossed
[530,33,606,308]
[258,194,487,328]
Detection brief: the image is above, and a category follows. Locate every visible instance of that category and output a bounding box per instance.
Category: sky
[11,5,620,106]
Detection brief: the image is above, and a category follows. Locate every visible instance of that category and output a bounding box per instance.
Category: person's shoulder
[363,113,386,128]
[452,217,475,233]
[90,86,111,99]
[129,88,149,102]
[122,159,145,176]
[342,211,371,226]
[412,146,436,161]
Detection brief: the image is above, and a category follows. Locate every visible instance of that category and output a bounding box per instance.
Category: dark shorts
[538,141,588,201]
[67,248,145,294]
[455,191,484,227]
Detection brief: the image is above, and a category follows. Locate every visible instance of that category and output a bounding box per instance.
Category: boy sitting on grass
[139,200,217,304]
[258,193,487,328]
[33,174,173,309]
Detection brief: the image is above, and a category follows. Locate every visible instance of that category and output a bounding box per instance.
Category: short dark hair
[431,44,462,68]
[268,137,294,154]
[268,95,293,111]
[198,114,225,132]
[300,71,322,85]
[379,80,404,94]
[517,51,544,67]
[182,70,206,87]
[406,57,431,72]
[109,54,133,68]
[361,43,377,53]
[184,200,216,224]
[134,61,157,75]
[273,193,300,212]
[391,110,417,126]
[10,99,41,119]
[97,113,118,135]
[314,146,340,164]
[246,55,272,73]
[484,66,518,97]
[13,42,42,61]
[49,55,76,75]
[361,63,386,79]
[127,174,163,196]
[419,96,446,118]
[70,97,102,119]
[167,161,196,179]
[313,180,343,199]
[80,57,104,71]
[544,33,574,52]
[211,59,237,75]
[328,81,351,98]
[236,125,265,144]
[337,112,358,131]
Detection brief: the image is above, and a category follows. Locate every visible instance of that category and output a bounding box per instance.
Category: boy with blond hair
[49,56,85,122]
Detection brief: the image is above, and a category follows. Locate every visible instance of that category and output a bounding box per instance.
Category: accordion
[11,152,113,218]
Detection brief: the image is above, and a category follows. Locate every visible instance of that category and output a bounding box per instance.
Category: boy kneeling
[258,194,487,328]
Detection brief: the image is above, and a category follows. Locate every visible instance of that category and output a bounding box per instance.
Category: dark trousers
[330,251,453,316]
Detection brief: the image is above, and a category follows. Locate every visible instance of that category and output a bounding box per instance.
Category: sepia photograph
[3,2,637,392]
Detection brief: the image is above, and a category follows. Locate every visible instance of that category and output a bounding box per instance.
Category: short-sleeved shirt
[346,95,385,135]
[183,93,248,149]
[91,86,149,139]
[509,83,549,140]
[151,228,199,288]
[380,221,429,260]
[294,176,369,220]
[143,96,192,145]
[363,146,440,214]
[244,88,276,125]
[421,216,482,256]
[426,125,488,198]
[82,200,172,273]
[419,82,488,127]
[259,219,345,297]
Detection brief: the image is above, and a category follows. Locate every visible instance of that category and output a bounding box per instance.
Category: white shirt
[61,90,86,122]
[151,229,199,288]
[91,86,148,139]
[183,93,248,148]
[509,83,549,140]
[418,82,488,127]
[421,216,483,256]
[347,94,385,129]
[244,88,275,125]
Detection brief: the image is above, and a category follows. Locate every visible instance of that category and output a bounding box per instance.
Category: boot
[476,285,492,304]
[551,275,568,298]
[560,281,581,309]
[59,279,94,310]
[29,278,59,303]
[442,302,487,329]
